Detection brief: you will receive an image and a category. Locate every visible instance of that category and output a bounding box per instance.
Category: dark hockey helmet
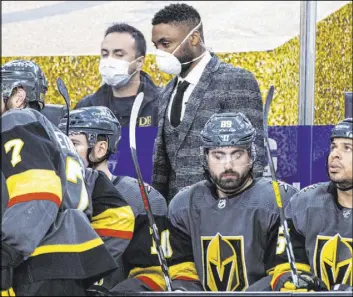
[326,118,353,191]
[330,118,353,141]
[1,60,48,111]
[59,106,121,155]
[200,112,256,157]
[200,112,257,192]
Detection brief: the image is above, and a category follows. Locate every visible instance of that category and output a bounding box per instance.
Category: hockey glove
[271,271,327,292]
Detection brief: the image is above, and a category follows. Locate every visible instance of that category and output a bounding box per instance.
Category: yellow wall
[2,3,352,125]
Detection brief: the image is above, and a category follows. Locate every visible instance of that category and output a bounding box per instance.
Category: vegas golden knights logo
[201,233,248,291]
[314,234,352,289]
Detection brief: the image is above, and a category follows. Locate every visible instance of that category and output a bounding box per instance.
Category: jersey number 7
[4,138,88,211]
[4,139,24,167]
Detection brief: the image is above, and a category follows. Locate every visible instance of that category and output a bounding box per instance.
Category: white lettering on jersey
[54,131,77,154]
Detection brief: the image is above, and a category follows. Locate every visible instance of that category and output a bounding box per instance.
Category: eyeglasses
[208,149,247,164]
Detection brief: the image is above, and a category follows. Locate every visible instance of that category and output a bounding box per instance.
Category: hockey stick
[56,77,71,136]
[129,92,173,292]
[263,86,300,287]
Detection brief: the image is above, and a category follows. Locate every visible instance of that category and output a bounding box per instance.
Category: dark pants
[13,279,87,296]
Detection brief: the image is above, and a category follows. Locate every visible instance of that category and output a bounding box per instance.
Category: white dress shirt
[168,51,212,122]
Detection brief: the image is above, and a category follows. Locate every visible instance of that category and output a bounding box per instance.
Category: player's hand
[271,272,327,292]
[1,288,15,296]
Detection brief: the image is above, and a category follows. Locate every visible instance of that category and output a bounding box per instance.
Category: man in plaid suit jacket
[151,3,266,203]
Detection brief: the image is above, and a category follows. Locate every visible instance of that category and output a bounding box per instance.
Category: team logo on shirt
[201,233,248,291]
[314,234,352,289]
[138,116,152,127]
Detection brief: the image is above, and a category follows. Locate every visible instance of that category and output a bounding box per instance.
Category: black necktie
[170,80,190,127]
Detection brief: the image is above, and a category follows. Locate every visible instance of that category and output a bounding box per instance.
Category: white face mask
[99,57,140,88]
[155,21,206,75]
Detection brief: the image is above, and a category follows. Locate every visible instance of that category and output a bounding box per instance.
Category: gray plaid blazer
[152,54,266,202]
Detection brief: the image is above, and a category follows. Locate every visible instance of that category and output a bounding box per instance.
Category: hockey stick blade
[129,92,144,151]
[263,86,300,287]
[129,92,173,292]
[56,77,71,136]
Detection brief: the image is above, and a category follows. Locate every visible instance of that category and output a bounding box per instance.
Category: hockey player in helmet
[1,59,47,114]
[166,112,298,291]
[59,106,170,292]
[271,118,353,292]
[328,118,353,192]
[59,106,121,175]
[1,60,117,296]
[200,111,257,196]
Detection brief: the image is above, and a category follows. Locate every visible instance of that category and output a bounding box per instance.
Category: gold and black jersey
[1,108,117,286]
[167,177,298,291]
[109,176,170,292]
[274,182,352,290]
[87,171,135,290]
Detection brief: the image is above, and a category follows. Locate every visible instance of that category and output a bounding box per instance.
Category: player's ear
[190,30,201,47]
[13,88,27,108]
[135,56,145,72]
[95,140,108,159]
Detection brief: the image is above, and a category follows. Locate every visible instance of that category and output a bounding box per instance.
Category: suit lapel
[158,77,177,134]
[176,56,220,151]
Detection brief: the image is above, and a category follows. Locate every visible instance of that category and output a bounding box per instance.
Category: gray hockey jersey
[167,177,298,291]
[274,182,352,290]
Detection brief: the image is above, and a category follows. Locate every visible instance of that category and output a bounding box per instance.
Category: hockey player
[166,112,298,291]
[271,118,353,292]
[1,60,117,296]
[59,106,170,292]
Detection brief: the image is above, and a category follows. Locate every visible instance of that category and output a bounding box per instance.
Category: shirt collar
[177,51,212,85]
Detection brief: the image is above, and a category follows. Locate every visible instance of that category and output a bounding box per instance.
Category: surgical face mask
[99,57,140,88]
[155,22,207,75]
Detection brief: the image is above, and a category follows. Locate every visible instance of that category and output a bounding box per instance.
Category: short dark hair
[105,23,146,57]
[152,3,202,32]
